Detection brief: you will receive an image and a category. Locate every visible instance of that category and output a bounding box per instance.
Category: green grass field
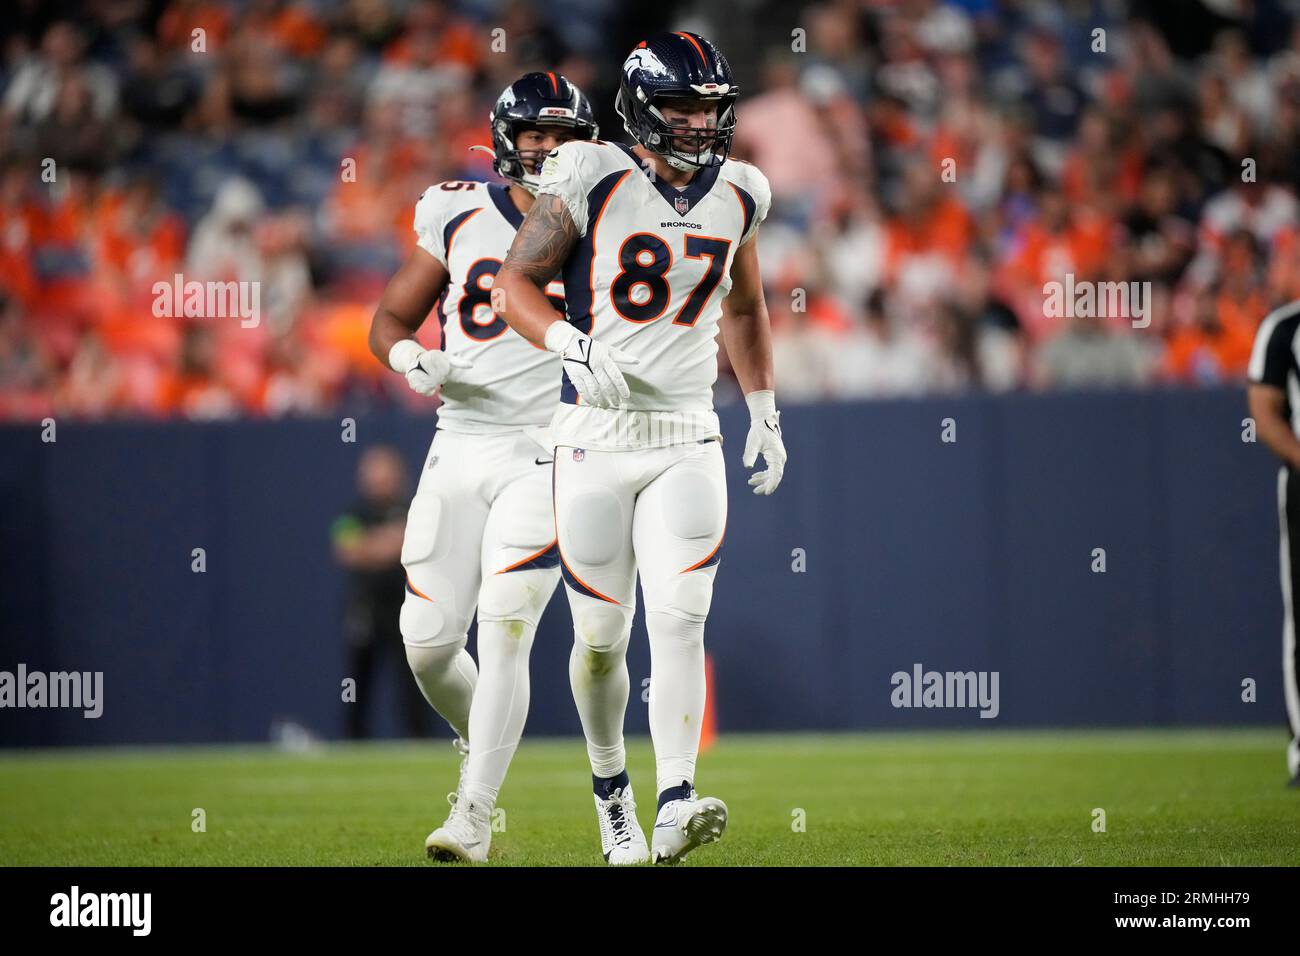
[1,729,1296,866]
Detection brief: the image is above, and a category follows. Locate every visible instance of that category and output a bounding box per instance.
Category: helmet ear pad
[491,121,546,192]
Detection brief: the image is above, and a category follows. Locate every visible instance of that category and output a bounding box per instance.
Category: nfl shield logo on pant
[573,448,585,462]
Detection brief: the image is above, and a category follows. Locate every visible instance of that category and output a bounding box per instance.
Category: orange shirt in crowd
[1268,227,1300,303]
[94,196,186,285]
[382,21,481,72]
[1002,214,1112,290]
[1216,287,1269,339]
[157,1,232,50]
[1163,320,1255,381]
[256,5,327,57]
[1060,148,1144,209]
[884,197,973,277]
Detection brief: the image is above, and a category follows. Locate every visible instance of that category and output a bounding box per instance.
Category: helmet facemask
[490,118,594,194]
[617,87,737,171]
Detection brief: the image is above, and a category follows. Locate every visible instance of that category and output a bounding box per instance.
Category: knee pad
[651,572,714,624]
[405,639,473,691]
[404,640,466,681]
[478,567,556,628]
[400,570,468,648]
[573,604,631,679]
[573,603,631,655]
[660,469,722,540]
[563,488,624,566]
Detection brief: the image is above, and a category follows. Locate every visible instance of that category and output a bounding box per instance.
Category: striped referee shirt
[1249,299,1300,437]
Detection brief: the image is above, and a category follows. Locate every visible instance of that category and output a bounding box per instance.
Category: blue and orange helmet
[615,31,739,170]
[488,72,598,193]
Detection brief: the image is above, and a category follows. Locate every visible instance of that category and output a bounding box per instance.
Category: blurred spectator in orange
[1163,287,1254,384]
[1000,186,1112,339]
[96,179,187,291]
[1213,229,1269,339]
[157,0,233,51]
[884,159,974,307]
[0,161,40,308]
[159,325,241,419]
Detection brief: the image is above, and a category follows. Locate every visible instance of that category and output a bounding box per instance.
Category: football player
[367,72,598,862]
[493,32,787,864]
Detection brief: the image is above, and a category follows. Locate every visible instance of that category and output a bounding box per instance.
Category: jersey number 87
[610,234,731,327]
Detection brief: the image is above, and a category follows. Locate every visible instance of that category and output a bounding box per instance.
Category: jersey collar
[616,143,719,217]
[488,183,525,230]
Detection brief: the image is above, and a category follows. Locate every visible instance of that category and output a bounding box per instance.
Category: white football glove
[742,389,786,495]
[544,321,638,408]
[388,339,473,397]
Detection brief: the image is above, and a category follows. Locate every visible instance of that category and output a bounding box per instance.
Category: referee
[1248,299,1300,787]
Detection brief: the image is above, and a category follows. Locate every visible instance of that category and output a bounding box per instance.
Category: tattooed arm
[493,190,636,407]
[491,193,579,348]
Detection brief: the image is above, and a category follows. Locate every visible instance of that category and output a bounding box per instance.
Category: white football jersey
[536,140,771,450]
[413,180,566,432]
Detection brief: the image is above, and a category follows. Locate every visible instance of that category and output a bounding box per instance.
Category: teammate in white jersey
[493,32,788,864]
[367,72,598,862]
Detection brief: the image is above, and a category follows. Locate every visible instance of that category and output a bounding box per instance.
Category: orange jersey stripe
[560,554,621,604]
[496,539,558,575]
[406,574,433,602]
[681,517,727,573]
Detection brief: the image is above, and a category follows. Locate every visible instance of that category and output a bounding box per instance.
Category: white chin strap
[663,150,711,171]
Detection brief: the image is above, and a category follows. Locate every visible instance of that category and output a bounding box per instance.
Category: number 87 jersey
[536,140,771,450]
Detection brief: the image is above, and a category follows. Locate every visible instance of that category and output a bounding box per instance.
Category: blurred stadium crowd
[2,0,1299,420]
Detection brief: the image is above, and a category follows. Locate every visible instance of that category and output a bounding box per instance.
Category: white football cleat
[425,794,491,863]
[594,784,649,865]
[651,790,727,865]
[425,738,490,862]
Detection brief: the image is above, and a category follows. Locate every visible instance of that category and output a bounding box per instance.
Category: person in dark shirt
[332,444,428,739]
[1247,299,1300,787]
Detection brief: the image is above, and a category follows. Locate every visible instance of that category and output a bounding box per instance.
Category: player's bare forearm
[720,235,775,394]
[368,247,449,366]
[494,193,577,347]
[1249,384,1300,469]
